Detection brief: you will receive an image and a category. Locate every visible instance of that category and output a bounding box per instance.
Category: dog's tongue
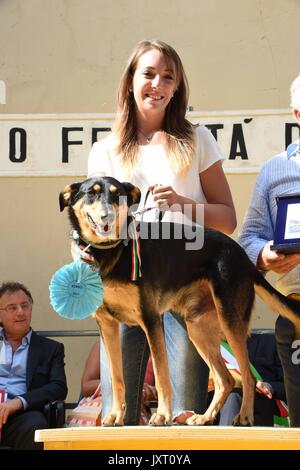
[96,224,109,236]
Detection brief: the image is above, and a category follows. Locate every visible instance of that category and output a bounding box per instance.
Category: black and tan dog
[60,176,300,427]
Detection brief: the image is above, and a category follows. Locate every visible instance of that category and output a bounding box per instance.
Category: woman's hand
[150,184,183,209]
[257,242,300,273]
[71,239,95,264]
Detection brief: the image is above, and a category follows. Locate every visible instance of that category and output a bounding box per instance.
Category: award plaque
[270,194,300,253]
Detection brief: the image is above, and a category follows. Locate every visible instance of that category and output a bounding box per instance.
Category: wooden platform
[35,425,300,450]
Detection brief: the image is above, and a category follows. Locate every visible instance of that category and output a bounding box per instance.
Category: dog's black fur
[60,176,300,426]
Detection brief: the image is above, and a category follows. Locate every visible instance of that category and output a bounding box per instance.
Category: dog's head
[59,176,141,246]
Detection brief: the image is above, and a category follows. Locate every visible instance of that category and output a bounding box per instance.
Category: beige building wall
[1,0,300,401]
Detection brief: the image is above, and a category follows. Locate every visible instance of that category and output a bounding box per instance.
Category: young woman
[74,39,236,424]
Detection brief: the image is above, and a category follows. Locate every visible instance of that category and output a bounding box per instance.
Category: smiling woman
[131,48,177,146]
[71,39,236,426]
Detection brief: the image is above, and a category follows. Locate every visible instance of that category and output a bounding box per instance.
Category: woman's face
[132,49,177,119]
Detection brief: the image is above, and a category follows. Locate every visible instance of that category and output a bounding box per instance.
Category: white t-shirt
[88,125,224,224]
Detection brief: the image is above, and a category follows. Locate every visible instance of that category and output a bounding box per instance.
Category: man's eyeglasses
[0,302,32,313]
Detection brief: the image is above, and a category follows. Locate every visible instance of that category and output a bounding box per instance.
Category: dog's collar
[88,220,141,279]
[73,227,125,251]
[84,239,123,250]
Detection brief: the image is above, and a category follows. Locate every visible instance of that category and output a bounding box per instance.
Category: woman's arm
[151,161,236,234]
[199,160,236,234]
[81,341,101,398]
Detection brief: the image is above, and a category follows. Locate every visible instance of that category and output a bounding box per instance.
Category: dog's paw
[232,413,254,426]
[102,413,125,427]
[149,412,172,426]
[186,413,214,426]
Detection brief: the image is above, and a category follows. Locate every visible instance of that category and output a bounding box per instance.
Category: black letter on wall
[62,127,83,163]
[92,128,111,145]
[205,124,224,141]
[229,123,248,160]
[9,128,27,162]
[285,123,300,149]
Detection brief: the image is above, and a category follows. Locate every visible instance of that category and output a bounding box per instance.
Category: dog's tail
[254,270,300,330]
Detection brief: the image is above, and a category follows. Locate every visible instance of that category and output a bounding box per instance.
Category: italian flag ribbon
[220,340,289,427]
[130,221,142,281]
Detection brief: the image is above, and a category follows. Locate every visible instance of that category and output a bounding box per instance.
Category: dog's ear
[59,182,82,212]
[122,182,141,206]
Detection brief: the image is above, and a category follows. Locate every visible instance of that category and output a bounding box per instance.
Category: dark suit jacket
[19,331,68,410]
[248,331,286,401]
[218,331,286,426]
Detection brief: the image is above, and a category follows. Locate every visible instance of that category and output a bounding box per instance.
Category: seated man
[219,330,286,426]
[0,281,68,449]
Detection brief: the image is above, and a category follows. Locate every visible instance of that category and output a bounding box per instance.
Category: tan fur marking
[255,284,300,336]
[109,184,118,193]
[93,183,101,193]
[167,280,213,318]
[103,281,142,325]
[62,186,72,203]
[185,311,234,425]
[72,199,121,243]
[208,286,254,425]
[94,308,126,426]
[131,187,141,204]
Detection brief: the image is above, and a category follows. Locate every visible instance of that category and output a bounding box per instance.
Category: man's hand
[257,241,300,273]
[0,398,23,428]
[256,381,273,399]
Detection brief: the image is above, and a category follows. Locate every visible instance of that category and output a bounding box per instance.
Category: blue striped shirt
[238,141,300,296]
[0,328,32,402]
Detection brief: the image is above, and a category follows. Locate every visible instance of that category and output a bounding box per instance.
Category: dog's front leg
[95,307,126,426]
[142,318,173,426]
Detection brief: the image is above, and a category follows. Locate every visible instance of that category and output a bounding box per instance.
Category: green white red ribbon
[130,222,141,281]
[220,340,289,427]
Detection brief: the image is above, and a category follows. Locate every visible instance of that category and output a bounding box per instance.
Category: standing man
[218,331,286,426]
[239,73,300,426]
[0,282,67,449]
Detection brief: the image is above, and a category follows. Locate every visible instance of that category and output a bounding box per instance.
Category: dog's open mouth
[96,224,112,236]
[86,212,114,237]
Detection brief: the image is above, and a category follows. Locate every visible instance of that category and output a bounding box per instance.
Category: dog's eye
[110,190,121,202]
[86,184,102,196]
[86,188,99,196]
[84,189,95,197]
